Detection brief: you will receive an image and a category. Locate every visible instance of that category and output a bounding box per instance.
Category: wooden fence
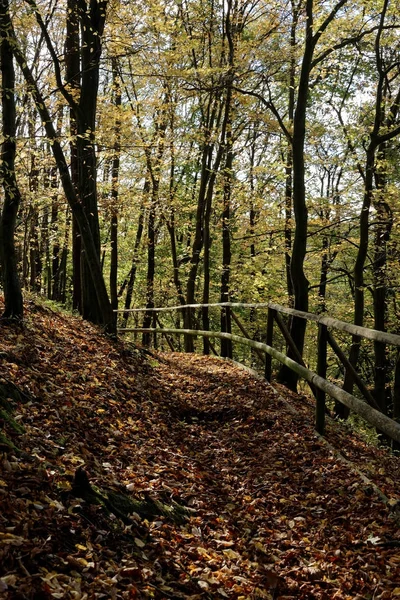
[116,302,400,444]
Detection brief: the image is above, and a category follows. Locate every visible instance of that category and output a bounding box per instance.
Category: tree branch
[311,24,398,70]
[313,0,349,44]
[24,0,79,111]
[232,85,292,142]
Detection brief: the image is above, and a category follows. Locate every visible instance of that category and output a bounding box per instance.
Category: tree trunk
[248,132,257,261]
[28,207,41,292]
[184,97,224,351]
[141,104,168,344]
[40,206,50,298]
[336,145,375,417]
[11,22,116,334]
[166,213,186,307]
[50,165,61,301]
[184,141,213,351]
[59,209,71,304]
[110,58,121,313]
[76,1,107,324]
[337,0,400,418]
[284,0,298,305]
[0,0,23,321]
[278,0,314,390]
[65,0,81,313]
[121,196,145,328]
[220,140,233,359]
[201,161,213,355]
[142,201,156,346]
[371,101,395,414]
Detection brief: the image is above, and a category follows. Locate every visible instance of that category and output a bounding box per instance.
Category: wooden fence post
[316,323,327,434]
[221,305,233,358]
[184,307,194,353]
[265,308,275,381]
[152,311,158,349]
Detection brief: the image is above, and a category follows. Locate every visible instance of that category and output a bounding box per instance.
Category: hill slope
[1,299,400,599]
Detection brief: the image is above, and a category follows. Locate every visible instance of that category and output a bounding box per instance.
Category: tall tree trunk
[141,108,168,343]
[0,0,23,320]
[219,0,237,359]
[121,196,146,328]
[317,167,340,313]
[338,0,400,417]
[11,20,116,333]
[373,203,391,414]
[28,207,41,291]
[41,206,50,297]
[27,123,41,292]
[49,162,60,300]
[220,137,233,359]
[142,200,156,346]
[371,147,393,414]
[318,235,329,313]
[59,209,71,304]
[248,131,257,260]
[65,0,81,312]
[166,139,186,308]
[184,97,224,351]
[278,0,351,390]
[371,92,396,413]
[76,0,108,323]
[201,168,212,355]
[337,145,375,417]
[166,212,186,307]
[284,0,298,305]
[110,58,121,312]
[278,0,314,390]
[184,140,213,351]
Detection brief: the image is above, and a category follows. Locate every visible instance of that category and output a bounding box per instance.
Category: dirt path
[147,352,400,599]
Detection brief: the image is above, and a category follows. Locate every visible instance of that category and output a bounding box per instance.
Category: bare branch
[232,86,292,142]
[24,0,79,111]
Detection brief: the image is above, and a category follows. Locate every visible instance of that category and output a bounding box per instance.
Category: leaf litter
[0,299,400,598]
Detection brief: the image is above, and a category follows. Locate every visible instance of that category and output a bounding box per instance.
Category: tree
[0,0,23,321]
[25,0,111,324]
[278,0,351,390]
[109,57,122,313]
[339,0,400,416]
[8,5,116,334]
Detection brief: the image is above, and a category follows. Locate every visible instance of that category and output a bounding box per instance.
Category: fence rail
[116,301,400,346]
[117,302,400,444]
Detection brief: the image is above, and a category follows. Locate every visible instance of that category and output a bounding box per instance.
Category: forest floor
[1,299,400,599]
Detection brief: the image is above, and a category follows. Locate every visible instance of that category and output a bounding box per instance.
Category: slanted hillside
[1,299,400,599]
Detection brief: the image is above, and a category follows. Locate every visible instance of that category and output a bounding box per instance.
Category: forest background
[1,0,400,416]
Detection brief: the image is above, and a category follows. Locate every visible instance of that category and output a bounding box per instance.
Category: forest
[2,0,400,410]
[4,2,400,596]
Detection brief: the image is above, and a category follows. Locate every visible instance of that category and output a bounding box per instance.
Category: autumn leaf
[1,300,400,598]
